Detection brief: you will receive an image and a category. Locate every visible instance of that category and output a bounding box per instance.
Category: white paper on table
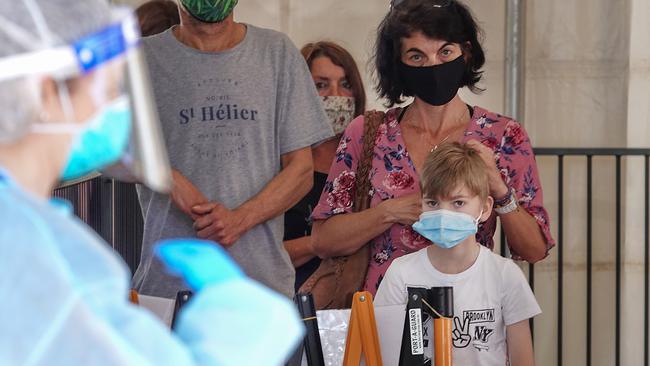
[138,294,175,328]
[301,304,406,366]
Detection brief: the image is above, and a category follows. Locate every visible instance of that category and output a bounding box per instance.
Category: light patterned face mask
[321,96,356,135]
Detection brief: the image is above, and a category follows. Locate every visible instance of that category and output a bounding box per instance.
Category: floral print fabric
[321,96,356,135]
[311,106,555,294]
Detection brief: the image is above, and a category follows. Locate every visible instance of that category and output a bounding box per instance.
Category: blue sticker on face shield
[0,8,141,82]
[73,22,129,73]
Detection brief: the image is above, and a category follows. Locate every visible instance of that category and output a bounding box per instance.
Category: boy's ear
[480,196,494,223]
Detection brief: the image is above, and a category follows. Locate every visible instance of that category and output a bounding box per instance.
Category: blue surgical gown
[0,172,302,365]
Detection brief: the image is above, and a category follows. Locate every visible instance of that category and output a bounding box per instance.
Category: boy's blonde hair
[420,142,490,201]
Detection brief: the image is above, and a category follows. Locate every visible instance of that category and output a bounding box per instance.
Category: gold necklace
[404,107,469,152]
[431,134,452,152]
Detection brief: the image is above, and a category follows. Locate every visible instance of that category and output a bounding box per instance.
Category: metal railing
[53,148,650,365]
[506,148,650,366]
[53,178,143,274]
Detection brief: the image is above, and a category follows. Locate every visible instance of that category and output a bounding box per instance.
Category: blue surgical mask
[412,209,482,249]
[60,96,132,180]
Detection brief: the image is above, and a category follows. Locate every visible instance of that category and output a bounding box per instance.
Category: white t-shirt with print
[375,245,541,366]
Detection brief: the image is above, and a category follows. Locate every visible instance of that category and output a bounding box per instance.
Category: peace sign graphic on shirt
[452,316,472,348]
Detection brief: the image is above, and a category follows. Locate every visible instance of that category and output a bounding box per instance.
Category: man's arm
[192,147,314,246]
[240,146,314,230]
[101,163,209,222]
[168,169,209,220]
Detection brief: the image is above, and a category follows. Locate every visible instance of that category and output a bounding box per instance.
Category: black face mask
[399,55,466,106]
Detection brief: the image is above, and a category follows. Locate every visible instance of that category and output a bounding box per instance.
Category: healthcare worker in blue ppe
[0,1,304,365]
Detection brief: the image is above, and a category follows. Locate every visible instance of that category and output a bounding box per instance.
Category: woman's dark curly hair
[374,0,485,107]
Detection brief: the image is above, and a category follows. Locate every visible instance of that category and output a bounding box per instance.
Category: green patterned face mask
[180,0,238,23]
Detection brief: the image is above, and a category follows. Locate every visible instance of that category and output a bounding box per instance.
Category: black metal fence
[507,148,650,366]
[53,178,143,274]
[53,148,650,365]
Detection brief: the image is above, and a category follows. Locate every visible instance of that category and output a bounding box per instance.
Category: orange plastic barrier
[434,317,452,366]
[343,291,383,366]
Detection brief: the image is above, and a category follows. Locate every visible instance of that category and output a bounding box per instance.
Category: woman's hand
[467,140,549,262]
[378,193,422,226]
[466,140,509,198]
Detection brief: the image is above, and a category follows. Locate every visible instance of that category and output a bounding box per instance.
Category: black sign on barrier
[399,286,455,366]
[399,287,432,366]
[428,287,453,319]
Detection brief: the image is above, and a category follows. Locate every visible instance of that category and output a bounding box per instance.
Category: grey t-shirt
[133,25,333,298]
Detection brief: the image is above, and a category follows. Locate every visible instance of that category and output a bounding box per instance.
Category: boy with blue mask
[375,142,540,366]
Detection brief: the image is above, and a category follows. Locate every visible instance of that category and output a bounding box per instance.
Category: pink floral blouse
[311,106,555,295]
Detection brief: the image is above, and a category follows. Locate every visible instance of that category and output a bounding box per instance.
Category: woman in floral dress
[311,0,555,294]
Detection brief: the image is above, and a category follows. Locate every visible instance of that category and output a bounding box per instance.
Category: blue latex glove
[155,239,244,291]
[156,239,306,366]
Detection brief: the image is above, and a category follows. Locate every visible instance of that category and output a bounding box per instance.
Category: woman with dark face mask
[284,41,366,292]
[311,0,555,295]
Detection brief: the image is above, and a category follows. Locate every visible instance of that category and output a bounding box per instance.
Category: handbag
[298,110,386,310]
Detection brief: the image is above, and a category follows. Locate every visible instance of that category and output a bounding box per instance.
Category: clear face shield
[0,7,172,193]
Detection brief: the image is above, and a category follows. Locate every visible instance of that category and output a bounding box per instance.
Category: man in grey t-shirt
[133,0,333,298]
